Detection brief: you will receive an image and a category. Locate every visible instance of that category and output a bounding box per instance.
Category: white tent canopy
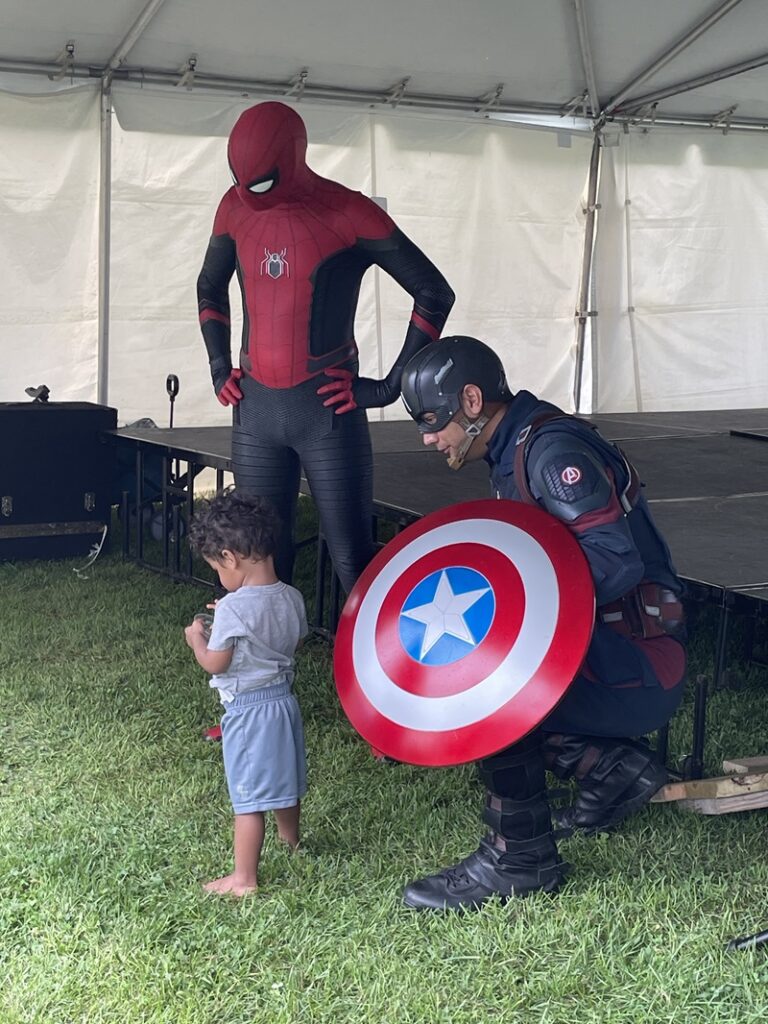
[5,0,768,126]
[1,0,767,424]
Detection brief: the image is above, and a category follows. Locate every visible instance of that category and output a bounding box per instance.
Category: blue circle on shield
[399,566,495,666]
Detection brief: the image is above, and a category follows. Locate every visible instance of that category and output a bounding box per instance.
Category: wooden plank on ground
[722,755,768,774]
[651,771,768,804]
[677,790,768,815]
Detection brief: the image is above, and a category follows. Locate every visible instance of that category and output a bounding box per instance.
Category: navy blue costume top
[485,391,686,690]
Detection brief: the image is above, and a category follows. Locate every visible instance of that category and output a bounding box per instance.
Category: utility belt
[598,582,685,640]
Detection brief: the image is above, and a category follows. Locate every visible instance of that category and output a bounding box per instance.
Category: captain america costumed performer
[197,101,455,592]
[396,336,687,911]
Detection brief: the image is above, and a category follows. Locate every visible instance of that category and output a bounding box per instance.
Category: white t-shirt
[206,582,308,703]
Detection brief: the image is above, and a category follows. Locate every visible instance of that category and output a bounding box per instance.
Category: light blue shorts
[220,680,307,814]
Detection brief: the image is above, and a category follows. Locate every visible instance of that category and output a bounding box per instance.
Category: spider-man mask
[227,102,311,211]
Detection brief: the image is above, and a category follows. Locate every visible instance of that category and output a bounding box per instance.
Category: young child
[185,490,308,896]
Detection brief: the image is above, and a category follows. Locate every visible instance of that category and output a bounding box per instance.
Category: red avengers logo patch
[334,499,595,766]
[561,465,582,485]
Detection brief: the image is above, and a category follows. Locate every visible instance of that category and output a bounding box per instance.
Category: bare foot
[278,836,301,851]
[202,874,258,896]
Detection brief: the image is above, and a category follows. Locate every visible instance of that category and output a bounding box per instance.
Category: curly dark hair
[188,489,281,562]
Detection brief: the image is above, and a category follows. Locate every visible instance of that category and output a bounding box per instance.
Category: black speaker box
[0,402,117,560]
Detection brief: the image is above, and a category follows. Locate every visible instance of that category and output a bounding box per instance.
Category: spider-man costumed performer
[197,101,455,594]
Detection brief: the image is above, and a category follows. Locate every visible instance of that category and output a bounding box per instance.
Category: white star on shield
[401,569,490,660]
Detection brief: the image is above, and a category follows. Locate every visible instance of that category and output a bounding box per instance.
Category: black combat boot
[403,734,566,911]
[543,733,668,836]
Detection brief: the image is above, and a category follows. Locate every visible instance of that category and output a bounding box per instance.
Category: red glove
[216,368,244,407]
[316,367,357,415]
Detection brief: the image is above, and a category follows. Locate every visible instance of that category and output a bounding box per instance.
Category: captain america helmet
[400,336,511,433]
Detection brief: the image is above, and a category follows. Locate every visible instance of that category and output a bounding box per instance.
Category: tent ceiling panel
[1,0,767,127]
[123,0,585,108]
[0,0,139,66]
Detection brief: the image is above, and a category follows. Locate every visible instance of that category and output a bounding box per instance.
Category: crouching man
[399,336,686,911]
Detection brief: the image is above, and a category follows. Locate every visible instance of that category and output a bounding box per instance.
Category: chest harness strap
[509,412,682,639]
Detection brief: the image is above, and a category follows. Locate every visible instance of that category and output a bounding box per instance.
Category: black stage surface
[111,408,768,776]
[113,408,768,597]
[731,428,768,443]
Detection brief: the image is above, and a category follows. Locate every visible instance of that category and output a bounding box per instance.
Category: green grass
[1,537,767,1023]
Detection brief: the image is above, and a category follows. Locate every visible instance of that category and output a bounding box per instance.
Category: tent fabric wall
[9,85,768,423]
[0,87,100,403]
[2,85,593,426]
[371,117,592,413]
[593,129,768,412]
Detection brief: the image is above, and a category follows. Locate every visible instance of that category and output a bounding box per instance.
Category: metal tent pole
[0,57,568,120]
[97,76,112,406]
[573,0,600,117]
[96,0,169,406]
[106,0,169,71]
[3,56,768,131]
[616,51,768,112]
[573,131,602,413]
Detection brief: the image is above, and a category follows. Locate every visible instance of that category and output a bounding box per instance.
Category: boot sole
[402,873,563,911]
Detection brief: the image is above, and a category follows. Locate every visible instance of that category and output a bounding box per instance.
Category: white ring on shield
[351,518,559,731]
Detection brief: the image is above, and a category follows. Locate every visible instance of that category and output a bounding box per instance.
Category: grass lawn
[1,521,767,1023]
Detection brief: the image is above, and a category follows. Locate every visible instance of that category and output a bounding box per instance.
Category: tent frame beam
[617,51,768,112]
[573,0,600,117]
[106,0,168,74]
[0,58,565,118]
[603,0,745,116]
[3,55,768,131]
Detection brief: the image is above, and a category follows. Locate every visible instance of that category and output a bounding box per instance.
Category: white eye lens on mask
[248,179,275,194]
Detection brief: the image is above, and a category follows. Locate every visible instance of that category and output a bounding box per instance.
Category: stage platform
[112,408,768,598]
[110,407,768,779]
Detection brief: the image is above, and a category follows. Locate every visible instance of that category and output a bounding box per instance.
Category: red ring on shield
[334,499,595,767]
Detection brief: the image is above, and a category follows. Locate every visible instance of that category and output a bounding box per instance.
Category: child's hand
[194,612,214,640]
[184,619,206,648]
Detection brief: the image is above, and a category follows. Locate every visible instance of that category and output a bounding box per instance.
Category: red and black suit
[197,102,454,590]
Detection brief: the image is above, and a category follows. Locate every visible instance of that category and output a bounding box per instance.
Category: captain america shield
[334,499,594,766]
